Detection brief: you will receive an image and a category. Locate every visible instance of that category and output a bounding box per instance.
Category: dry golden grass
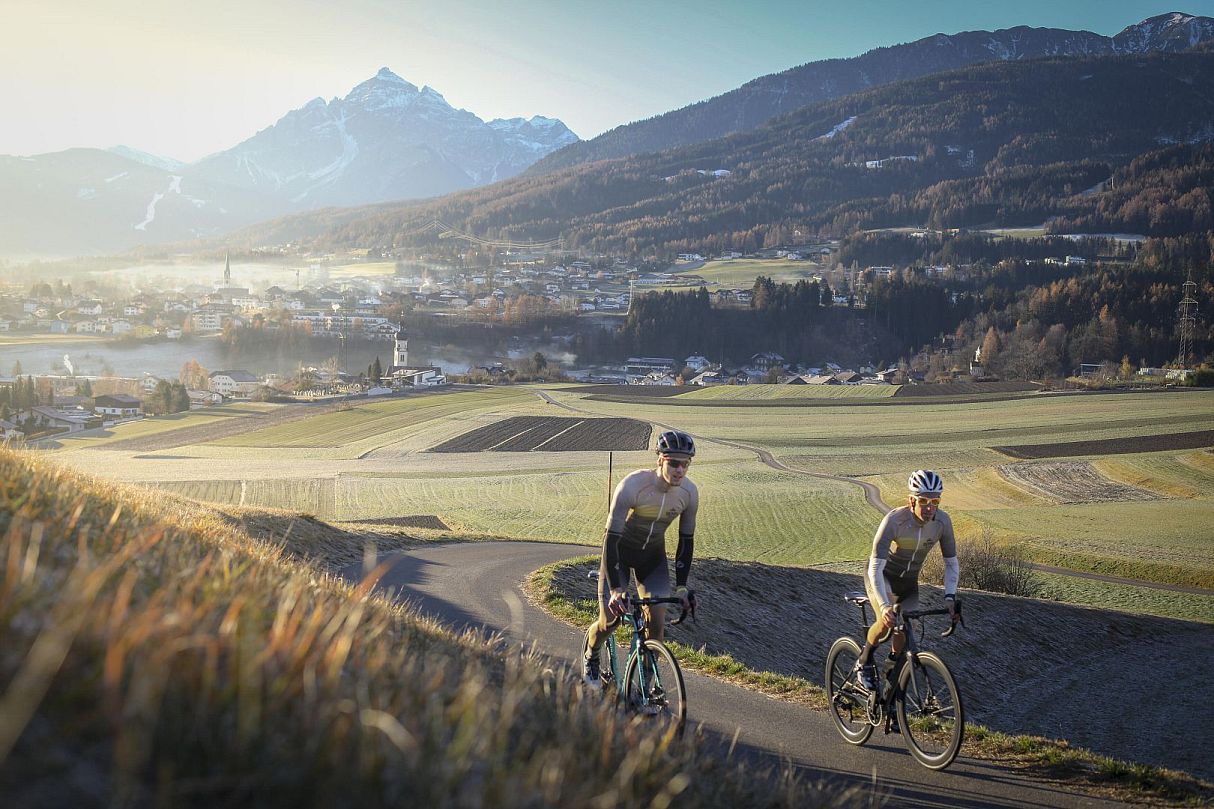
[0,448,858,808]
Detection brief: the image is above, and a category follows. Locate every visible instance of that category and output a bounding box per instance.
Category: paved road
[341,541,1135,808]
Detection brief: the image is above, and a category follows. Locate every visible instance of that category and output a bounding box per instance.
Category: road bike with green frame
[587,570,694,737]
[826,591,965,770]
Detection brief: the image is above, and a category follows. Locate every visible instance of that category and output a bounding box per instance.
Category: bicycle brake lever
[672,592,697,625]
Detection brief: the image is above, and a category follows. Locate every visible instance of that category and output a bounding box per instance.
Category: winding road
[341,541,1134,808]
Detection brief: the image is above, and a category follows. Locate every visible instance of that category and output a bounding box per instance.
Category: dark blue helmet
[656,429,695,457]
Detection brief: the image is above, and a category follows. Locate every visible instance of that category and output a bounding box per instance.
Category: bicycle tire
[897,651,964,770]
[825,636,874,745]
[623,639,687,737]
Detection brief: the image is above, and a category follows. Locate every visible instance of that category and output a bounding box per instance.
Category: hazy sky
[3,0,1210,162]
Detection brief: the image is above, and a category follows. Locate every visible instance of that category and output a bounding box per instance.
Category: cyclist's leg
[889,588,918,657]
[586,558,623,653]
[859,575,912,665]
[635,554,671,642]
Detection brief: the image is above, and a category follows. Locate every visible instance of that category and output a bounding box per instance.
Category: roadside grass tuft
[0,448,861,808]
[528,557,1214,807]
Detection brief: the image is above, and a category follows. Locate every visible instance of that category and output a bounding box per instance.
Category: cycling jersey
[866,505,957,610]
[602,469,698,590]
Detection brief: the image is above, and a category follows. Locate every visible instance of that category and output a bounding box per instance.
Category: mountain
[226,51,1214,256]
[187,68,578,209]
[0,68,576,256]
[530,12,1214,174]
[0,149,275,255]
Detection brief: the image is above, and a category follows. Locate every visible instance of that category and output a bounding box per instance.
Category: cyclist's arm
[603,476,636,591]
[866,511,897,611]
[939,512,959,598]
[674,484,698,587]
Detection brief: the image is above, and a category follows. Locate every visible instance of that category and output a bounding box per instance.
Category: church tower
[393,326,408,368]
[223,252,231,286]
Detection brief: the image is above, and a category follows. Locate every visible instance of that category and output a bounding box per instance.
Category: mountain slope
[227,51,1214,256]
[530,12,1214,173]
[0,149,276,255]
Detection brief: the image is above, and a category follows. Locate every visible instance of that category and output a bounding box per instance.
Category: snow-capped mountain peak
[187,68,578,209]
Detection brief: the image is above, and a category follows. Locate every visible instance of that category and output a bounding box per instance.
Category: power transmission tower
[1176,273,1198,369]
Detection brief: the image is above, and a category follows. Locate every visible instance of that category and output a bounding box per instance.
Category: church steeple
[224,252,231,286]
[393,326,408,368]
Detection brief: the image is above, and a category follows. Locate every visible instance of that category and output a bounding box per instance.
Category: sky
[2,0,1211,163]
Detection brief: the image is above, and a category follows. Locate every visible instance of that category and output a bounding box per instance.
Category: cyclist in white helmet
[854,469,960,691]
[581,429,699,687]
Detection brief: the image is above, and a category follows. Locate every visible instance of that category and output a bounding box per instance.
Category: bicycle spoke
[826,636,875,745]
[898,652,964,769]
[625,640,686,737]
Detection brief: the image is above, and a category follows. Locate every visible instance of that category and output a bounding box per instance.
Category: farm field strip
[1035,570,1214,623]
[995,428,1214,459]
[210,389,530,448]
[677,384,896,400]
[430,416,652,453]
[1093,451,1214,498]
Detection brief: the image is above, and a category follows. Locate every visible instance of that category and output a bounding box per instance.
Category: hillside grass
[0,447,855,808]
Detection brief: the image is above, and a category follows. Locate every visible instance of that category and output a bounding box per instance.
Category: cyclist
[582,429,699,686]
[854,469,959,691]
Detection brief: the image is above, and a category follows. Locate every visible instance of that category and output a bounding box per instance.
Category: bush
[922,528,1042,597]
[1188,366,1214,387]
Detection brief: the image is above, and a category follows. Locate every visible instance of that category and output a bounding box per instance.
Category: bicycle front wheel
[897,651,964,769]
[825,636,874,745]
[624,639,687,737]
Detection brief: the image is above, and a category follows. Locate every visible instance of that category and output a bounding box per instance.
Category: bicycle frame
[604,596,682,693]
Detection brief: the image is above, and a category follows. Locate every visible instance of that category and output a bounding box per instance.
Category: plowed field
[429,416,651,452]
[995,429,1214,459]
[997,461,1161,504]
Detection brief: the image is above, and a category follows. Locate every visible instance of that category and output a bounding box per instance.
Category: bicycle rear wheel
[825,636,874,745]
[624,639,687,737]
[897,651,964,769]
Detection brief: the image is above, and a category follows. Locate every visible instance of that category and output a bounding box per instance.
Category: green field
[675,258,823,290]
[211,388,533,450]
[52,403,280,448]
[51,385,1214,620]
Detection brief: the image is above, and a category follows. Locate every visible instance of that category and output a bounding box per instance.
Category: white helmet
[908,469,943,496]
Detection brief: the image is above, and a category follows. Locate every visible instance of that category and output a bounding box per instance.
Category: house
[624,357,676,380]
[802,374,840,385]
[387,366,446,387]
[92,394,143,418]
[21,406,99,433]
[0,419,24,444]
[209,370,261,397]
[688,370,725,386]
[749,352,786,371]
[834,371,863,385]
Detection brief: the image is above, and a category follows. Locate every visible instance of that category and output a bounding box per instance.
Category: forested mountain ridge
[231,51,1214,257]
[528,12,1214,174]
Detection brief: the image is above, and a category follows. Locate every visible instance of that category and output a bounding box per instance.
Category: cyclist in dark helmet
[853,469,960,691]
[581,429,699,687]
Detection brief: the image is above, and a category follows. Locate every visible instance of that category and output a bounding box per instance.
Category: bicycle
[825,591,965,770]
[586,570,695,737]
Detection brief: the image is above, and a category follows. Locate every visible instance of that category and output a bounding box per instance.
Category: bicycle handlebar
[901,599,964,637]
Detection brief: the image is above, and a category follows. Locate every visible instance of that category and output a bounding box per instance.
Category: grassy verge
[0,448,860,808]
[528,557,1214,807]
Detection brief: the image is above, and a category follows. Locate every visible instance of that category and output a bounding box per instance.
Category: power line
[1176,272,1198,369]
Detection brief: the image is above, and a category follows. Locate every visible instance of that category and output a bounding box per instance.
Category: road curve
[341,541,1133,809]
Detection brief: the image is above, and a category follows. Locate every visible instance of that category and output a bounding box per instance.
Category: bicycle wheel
[623,639,687,737]
[897,651,964,769]
[825,636,874,745]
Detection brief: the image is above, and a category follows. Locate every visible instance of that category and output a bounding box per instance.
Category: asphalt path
[341,541,1135,809]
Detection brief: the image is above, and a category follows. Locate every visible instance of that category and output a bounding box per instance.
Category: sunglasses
[912,496,941,506]
[663,458,690,469]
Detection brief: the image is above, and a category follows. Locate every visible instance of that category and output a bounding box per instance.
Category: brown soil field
[998,461,1162,503]
[893,381,1041,397]
[429,416,652,452]
[547,558,1214,781]
[996,430,1214,459]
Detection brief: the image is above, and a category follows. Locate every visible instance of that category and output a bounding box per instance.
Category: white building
[209,370,261,397]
